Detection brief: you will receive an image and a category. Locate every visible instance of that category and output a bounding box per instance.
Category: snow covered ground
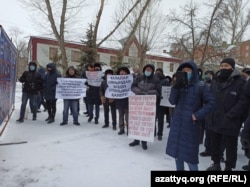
[0,83,248,187]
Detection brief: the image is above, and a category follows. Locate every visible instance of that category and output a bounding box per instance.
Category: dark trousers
[103,102,116,126]
[118,108,128,130]
[46,99,57,119]
[156,106,169,136]
[83,97,89,113]
[20,92,38,119]
[210,131,238,169]
[204,128,225,156]
[37,92,46,110]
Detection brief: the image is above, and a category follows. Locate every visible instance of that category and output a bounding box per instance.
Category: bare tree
[20,0,86,75]
[113,0,154,67]
[219,0,250,44]
[8,27,28,59]
[8,27,29,78]
[167,0,250,69]
[116,0,166,71]
[166,0,227,67]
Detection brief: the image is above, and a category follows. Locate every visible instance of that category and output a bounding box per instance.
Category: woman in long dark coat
[166,61,215,171]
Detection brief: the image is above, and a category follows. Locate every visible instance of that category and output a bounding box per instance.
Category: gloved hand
[101,96,106,104]
[172,71,188,89]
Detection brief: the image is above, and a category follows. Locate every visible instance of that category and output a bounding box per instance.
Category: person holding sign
[86,63,103,124]
[165,61,215,171]
[60,66,80,126]
[99,69,117,130]
[129,64,161,150]
[115,67,131,135]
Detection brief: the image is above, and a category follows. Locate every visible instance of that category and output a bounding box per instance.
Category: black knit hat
[117,67,130,75]
[155,68,164,74]
[220,58,235,69]
[104,69,114,75]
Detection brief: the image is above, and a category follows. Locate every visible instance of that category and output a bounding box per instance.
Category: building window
[96,54,100,62]
[129,43,138,57]
[128,58,136,67]
[157,61,163,69]
[49,47,58,60]
[110,55,118,68]
[245,52,249,57]
[246,45,249,50]
[170,63,174,72]
[71,50,82,62]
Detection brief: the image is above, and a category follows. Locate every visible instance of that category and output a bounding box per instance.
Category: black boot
[95,118,98,124]
[88,116,93,122]
[242,164,250,170]
[32,115,36,121]
[129,140,140,146]
[16,118,24,123]
[118,129,125,135]
[207,163,221,171]
[47,118,55,124]
[141,141,148,150]
[45,116,51,121]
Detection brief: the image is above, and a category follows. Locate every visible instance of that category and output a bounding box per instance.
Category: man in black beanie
[206,57,249,171]
[221,57,235,69]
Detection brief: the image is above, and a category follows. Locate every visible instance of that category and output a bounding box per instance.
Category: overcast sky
[0,0,206,39]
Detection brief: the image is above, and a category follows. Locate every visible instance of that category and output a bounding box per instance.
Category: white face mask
[144,71,151,77]
[29,65,36,71]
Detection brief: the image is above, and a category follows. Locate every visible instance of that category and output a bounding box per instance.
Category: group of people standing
[16,58,250,171]
[166,58,250,171]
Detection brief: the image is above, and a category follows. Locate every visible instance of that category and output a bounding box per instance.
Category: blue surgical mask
[144,71,152,77]
[29,65,36,71]
[187,72,192,81]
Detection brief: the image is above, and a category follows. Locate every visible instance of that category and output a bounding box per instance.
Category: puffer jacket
[166,61,215,164]
[43,63,61,100]
[131,64,161,97]
[19,62,43,95]
[207,69,247,136]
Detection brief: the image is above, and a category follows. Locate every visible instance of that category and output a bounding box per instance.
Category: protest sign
[160,86,175,107]
[128,95,156,142]
[56,78,86,99]
[105,74,134,99]
[86,71,103,87]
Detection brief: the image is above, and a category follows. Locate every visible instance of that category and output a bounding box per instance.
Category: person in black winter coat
[155,68,171,141]
[129,64,161,150]
[86,63,103,124]
[99,69,117,130]
[37,67,47,112]
[206,58,249,171]
[43,63,61,123]
[16,61,43,122]
[240,78,250,170]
